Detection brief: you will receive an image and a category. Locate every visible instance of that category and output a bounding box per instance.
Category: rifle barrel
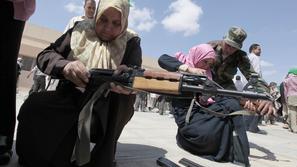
[181,84,272,101]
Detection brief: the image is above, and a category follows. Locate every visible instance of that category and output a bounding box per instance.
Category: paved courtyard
[2,88,297,167]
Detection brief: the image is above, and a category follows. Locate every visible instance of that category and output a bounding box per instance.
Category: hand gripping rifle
[87,67,273,102]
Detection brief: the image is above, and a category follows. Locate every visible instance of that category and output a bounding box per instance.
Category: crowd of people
[134,92,173,115]
[0,0,296,167]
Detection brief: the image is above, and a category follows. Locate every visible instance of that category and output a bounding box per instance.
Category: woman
[16,0,141,167]
[158,44,215,79]
[174,44,215,79]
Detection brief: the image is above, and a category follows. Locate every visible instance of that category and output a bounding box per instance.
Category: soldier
[158,26,276,165]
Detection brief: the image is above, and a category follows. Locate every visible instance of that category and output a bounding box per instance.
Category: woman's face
[196,58,215,70]
[84,0,96,19]
[95,7,122,42]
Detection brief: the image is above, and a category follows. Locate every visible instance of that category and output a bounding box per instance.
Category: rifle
[156,157,181,167]
[178,158,205,167]
[156,157,206,167]
[87,68,273,102]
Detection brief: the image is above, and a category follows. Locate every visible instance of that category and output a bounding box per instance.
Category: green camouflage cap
[223,26,247,49]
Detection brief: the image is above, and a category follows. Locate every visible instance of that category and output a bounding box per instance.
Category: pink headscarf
[175,44,215,79]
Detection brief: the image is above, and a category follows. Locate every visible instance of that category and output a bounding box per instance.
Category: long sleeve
[158,54,183,72]
[121,37,142,67]
[36,28,74,79]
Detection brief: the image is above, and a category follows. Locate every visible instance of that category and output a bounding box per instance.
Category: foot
[248,127,260,133]
[0,150,12,165]
[283,124,289,129]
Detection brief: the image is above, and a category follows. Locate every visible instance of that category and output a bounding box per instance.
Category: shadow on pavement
[249,142,279,161]
[116,142,168,167]
[3,142,167,167]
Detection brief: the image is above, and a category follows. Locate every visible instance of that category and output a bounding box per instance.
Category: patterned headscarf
[70,0,137,70]
[175,44,215,79]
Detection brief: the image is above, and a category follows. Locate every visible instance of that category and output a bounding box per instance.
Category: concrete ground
[2,88,297,167]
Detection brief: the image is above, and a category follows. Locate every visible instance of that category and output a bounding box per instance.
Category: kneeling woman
[16,0,142,167]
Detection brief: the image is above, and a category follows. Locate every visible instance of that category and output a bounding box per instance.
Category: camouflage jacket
[208,40,268,92]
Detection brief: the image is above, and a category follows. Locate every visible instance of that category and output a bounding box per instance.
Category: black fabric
[16,83,136,167]
[0,1,25,150]
[90,91,111,143]
[244,115,260,132]
[158,54,183,72]
[16,86,82,167]
[172,97,249,164]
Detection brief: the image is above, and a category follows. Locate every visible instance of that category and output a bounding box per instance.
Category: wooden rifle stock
[132,70,181,95]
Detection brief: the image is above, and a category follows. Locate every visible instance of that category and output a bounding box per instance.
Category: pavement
[2,88,297,167]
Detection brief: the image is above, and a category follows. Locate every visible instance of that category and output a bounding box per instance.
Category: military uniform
[208,40,268,91]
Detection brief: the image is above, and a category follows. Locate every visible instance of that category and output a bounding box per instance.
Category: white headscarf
[70,0,137,70]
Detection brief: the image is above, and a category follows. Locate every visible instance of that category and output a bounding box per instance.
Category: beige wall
[18,23,162,89]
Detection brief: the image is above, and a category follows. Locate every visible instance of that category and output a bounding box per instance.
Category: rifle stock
[133,76,180,95]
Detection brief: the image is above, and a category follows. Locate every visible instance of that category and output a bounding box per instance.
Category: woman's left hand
[63,60,89,88]
[109,65,136,95]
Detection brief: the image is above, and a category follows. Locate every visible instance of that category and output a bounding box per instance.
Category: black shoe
[0,150,12,165]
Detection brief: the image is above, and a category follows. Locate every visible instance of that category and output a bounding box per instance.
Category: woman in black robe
[16,0,141,167]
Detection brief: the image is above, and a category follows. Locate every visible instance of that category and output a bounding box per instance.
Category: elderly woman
[16,0,141,167]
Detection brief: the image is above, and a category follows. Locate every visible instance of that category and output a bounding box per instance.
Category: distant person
[284,68,297,133]
[146,93,159,112]
[265,82,281,124]
[16,57,23,92]
[0,0,35,165]
[134,92,147,112]
[26,65,47,95]
[279,82,289,129]
[234,75,244,91]
[17,57,23,82]
[244,43,264,132]
[248,43,262,77]
[64,0,96,32]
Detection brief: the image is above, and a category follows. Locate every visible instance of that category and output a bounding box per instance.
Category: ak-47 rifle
[87,67,273,102]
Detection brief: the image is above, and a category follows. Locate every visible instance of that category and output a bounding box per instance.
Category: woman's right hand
[63,60,89,88]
